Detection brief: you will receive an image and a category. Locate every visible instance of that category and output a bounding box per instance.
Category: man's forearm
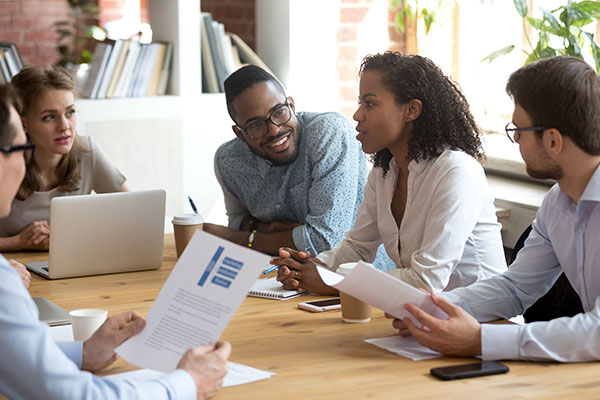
[203,223,296,255]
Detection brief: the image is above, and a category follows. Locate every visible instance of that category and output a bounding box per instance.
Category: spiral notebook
[248,277,307,300]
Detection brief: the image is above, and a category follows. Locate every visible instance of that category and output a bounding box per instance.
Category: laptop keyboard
[42,267,49,272]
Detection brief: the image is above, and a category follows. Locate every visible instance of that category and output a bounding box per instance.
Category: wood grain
[6,235,600,399]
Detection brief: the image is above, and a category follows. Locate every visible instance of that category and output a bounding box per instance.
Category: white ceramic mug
[69,308,108,341]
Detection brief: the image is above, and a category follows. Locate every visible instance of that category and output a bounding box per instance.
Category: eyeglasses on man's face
[505,122,547,143]
[238,100,293,140]
[0,142,35,161]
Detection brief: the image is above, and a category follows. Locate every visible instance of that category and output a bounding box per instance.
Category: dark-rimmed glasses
[237,101,293,140]
[0,142,35,161]
[505,122,547,143]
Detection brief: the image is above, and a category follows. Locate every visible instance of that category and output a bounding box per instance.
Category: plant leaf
[481,45,516,63]
[423,9,435,34]
[540,7,564,35]
[395,11,405,33]
[571,1,600,18]
[513,0,528,18]
[585,32,600,73]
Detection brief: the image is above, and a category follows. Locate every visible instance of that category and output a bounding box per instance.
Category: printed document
[317,261,448,324]
[116,230,270,372]
[106,362,275,387]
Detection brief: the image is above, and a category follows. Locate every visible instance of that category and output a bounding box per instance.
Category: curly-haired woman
[275,52,507,295]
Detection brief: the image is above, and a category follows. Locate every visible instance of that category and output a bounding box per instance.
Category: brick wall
[337,0,406,119]
[201,0,256,50]
[0,0,70,65]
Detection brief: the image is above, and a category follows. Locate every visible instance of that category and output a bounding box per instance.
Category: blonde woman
[0,65,129,251]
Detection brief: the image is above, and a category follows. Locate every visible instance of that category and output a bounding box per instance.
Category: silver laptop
[33,297,71,326]
[26,189,166,279]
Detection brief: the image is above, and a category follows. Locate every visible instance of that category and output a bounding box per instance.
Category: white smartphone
[298,297,341,312]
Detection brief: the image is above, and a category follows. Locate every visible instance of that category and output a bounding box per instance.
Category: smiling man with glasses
[203,65,391,268]
[387,56,600,363]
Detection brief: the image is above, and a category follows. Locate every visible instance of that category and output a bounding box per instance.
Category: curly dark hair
[359,52,484,175]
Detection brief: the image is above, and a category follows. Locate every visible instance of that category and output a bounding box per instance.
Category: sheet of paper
[105,362,274,388]
[365,335,442,361]
[116,230,271,372]
[317,261,448,324]
[49,324,74,342]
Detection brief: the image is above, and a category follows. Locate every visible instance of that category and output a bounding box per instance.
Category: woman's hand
[15,220,50,250]
[274,247,338,295]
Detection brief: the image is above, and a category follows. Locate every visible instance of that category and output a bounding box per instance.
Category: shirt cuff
[481,323,522,361]
[292,224,315,253]
[58,341,83,368]
[161,369,197,400]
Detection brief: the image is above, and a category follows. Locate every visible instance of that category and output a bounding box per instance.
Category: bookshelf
[76,0,234,225]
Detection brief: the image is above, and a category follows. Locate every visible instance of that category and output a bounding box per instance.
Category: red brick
[24,29,55,41]
[0,31,21,42]
[340,6,369,23]
[0,1,22,15]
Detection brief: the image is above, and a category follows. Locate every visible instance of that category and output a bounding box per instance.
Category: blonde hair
[11,65,87,200]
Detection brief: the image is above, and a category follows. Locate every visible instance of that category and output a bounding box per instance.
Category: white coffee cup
[69,308,108,341]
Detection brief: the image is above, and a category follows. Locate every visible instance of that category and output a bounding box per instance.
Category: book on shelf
[95,39,125,99]
[80,39,172,99]
[157,42,173,96]
[0,42,23,82]
[0,51,11,84]
[201,13,227,92]
[228,33,275,76]
[113,41,141,98]
[199,13,275,93]
[200,13,219,93]
[80,41,113,99]
[146,42,167,96]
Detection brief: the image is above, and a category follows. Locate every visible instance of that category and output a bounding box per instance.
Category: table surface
[7,235,600,400]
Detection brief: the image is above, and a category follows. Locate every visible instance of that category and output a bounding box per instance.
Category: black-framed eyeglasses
[505,122,547,143]
[0,142,35,162]
[237,100,293,140]
[0,142,35,155]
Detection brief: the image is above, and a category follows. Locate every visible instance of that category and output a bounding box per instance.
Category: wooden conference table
[8,235,600,399]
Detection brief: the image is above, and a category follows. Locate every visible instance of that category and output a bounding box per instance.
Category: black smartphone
[430,361,509,381]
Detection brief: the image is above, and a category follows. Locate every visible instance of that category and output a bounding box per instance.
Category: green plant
[55,0,106,66]
[482,0,600,72]
[390,0,446,35]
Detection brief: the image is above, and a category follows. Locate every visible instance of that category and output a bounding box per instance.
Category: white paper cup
[69,308,108,341]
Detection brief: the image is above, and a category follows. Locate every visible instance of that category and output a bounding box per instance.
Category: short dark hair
[0,84,20,147]
[506,56,600,155]
[359,52,484,175]
[224,65,285,123]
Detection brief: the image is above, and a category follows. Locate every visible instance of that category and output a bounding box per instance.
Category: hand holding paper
[316,261,448,325]
[116,230,270,372]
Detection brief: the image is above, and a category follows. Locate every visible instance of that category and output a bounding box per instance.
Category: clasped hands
[273,247,338,295]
